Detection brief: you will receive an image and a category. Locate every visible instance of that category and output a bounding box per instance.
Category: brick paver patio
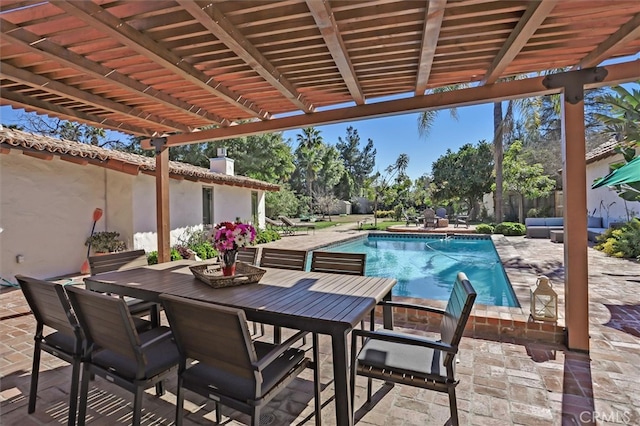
[2,224,639,425]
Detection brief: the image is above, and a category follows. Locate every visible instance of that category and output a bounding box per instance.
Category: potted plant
[85,231,126,254]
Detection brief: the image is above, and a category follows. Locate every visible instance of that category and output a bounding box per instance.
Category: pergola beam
[481,0,558,85]
[575,12,640,69]
[147,60,640,148]
[180,0,314,113]
[1,62,191,133]
[0,19,229,127]
[51,0,271,120]
[415,0,447,95]
[1,90,153,136]
[306,0,365,105]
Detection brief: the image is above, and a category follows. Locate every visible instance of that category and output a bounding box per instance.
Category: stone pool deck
[2,224,640,425]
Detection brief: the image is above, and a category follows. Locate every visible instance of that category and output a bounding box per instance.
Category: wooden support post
[543,67,607,352]
[152,138,171,264]
[561,96,590,352]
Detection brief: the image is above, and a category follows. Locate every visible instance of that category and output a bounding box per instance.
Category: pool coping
[314,231,565,344]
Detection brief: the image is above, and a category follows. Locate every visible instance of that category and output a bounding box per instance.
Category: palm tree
[295,127,324,213]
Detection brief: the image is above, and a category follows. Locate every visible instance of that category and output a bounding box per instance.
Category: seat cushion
[357,331,447,382]
[91,326,178,380]
[44,331,79,355]
[181,341,307,402]
[544,218,564,227]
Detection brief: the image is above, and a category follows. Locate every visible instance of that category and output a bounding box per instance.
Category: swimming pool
[319,234,518,307]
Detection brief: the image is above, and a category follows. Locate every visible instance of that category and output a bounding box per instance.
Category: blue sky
[1,103,494,180]
[282,104,495,180]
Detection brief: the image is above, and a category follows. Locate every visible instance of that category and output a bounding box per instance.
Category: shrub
[475,224,495,234]
[255,228,281,244]
[527,208,541,218]
[146,248,183,265]
[188,241,216,260]
[595,218,640,259]
[495,222,526,236]
[375,210,394,218]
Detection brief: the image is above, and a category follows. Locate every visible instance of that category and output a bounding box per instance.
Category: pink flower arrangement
[208,221,256,252]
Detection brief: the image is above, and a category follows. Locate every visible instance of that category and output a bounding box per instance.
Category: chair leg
[28,340,41,414]
[175,377,185,426]
[155,379,165,396]
[448,386,459,426]
[366,378,372,403]
[215,401,222,424]
[132,386,144,426]
[312,333,321,425]
[251,407,260,426]
[77,364,91,426]
[67,358,81,426]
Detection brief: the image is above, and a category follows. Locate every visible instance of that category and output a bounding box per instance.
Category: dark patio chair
[15,275,84,426]
[88,249,159,324]
[350,272,477,426]
[259,248,309,343]
[311,251,366,276]
[259,248,308,271]
[160,294,321,426]
[237,246,259,265]
[311,251,369,338]
[237,246,263,334]
[64,285,179,426]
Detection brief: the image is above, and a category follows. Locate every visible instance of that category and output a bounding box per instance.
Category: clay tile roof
[0,127,279,192]
[586,138,625,164]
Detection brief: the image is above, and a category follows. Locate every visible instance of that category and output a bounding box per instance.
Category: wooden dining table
[84,260,396,426]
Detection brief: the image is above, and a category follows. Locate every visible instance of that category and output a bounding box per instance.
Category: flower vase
[220,249,238,276]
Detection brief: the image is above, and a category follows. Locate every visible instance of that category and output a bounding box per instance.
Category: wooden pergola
[2,1,639,366]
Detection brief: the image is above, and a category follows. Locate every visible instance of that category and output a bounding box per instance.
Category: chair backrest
[440,272,477,362]
[16,275,79,339]
[310,251,366,276]
[259,248,308,271]
[64,285,142,363]
[278,216,296,226]
[435,207,447,218]
[88,249,148,275]
[237,246,259,265]
[424,208,436,219]
[160,294,257,381]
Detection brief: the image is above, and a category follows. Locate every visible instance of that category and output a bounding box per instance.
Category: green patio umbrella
[592,156,640,190]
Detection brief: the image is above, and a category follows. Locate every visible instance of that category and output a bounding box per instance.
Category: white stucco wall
[0,153,107,281]
[1,150,268,282]
[587,154,640,224]
[132,175,206,252]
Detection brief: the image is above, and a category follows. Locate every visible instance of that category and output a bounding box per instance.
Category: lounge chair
[423,208,438,228]
[279,215,316,234]
[265,217,292,235]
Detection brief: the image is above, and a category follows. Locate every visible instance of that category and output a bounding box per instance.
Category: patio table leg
[331,328,353,426]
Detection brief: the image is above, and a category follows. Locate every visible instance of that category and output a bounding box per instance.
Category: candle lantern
[530,275,558,322]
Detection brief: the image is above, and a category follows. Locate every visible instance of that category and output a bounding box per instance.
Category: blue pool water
[319,234,518,307]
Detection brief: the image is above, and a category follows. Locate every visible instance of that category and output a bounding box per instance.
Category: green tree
[265,184,306,219]
[335,126,376,200]
[502,141,556,223]
[431,141,494,220]
[594,83,640,143]
[372,154,409,226]
[293,127,324,212]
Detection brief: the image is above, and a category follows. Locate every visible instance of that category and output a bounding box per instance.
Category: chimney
[209,148,234,176]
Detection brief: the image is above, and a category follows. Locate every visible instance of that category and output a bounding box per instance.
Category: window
[202,187,214,226]
[251,191,259,226]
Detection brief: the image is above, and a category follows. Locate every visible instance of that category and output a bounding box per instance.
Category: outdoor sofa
[525,216,621,242]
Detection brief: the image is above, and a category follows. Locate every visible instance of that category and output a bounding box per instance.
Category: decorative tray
[189,262,266,288]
